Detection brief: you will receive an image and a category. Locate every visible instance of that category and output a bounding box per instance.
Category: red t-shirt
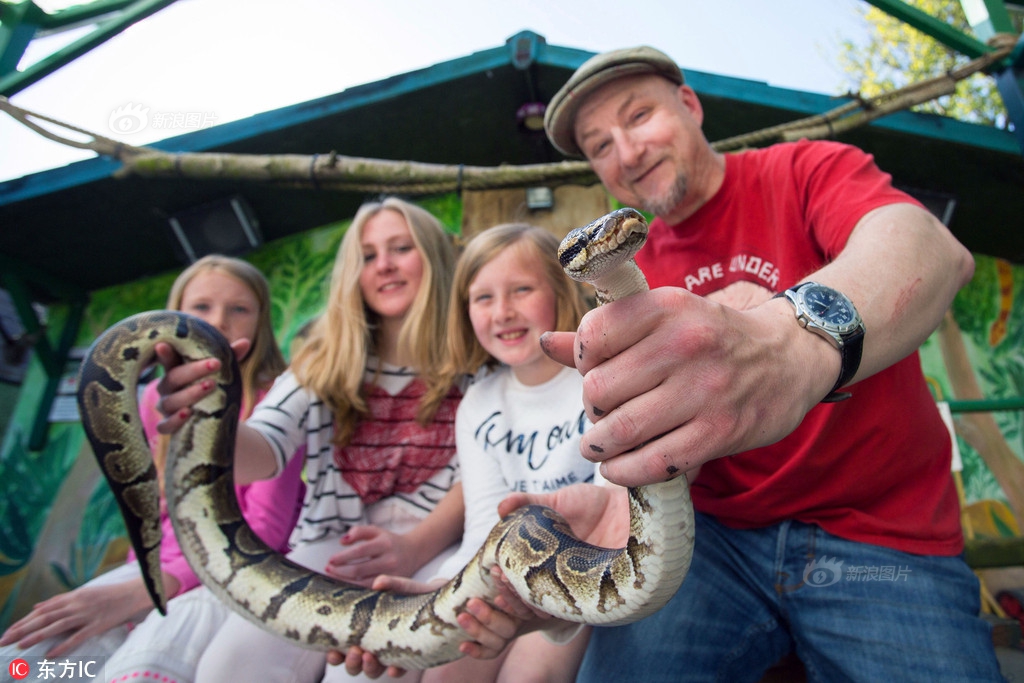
[635,140,963,556]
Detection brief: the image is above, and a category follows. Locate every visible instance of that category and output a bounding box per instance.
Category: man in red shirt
[502,45,1003,681]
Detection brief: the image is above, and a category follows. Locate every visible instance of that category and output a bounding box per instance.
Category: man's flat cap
[544,45,684,157]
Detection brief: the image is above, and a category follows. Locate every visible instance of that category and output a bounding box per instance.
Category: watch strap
[822,326,863,403]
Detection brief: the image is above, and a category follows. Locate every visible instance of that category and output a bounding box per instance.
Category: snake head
[558,207,649,282]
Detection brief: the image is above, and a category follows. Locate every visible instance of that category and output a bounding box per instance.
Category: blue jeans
[577,512,1003,682]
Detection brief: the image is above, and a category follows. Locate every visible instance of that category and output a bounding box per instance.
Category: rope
[309,153,321,190]
[711,37,1015,153]
[0,37,1016,193]
[0,96,150,157]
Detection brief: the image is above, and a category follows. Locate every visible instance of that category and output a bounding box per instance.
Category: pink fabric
[130,382,305,596]
[636,140,962,556]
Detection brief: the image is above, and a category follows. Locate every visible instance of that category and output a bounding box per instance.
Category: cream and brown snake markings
[77,207,694,670]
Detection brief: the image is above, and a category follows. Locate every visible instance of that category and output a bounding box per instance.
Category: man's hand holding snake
[541,284,832,488]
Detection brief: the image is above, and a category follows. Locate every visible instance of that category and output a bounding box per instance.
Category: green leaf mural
[249,221,347,357]
[921,254,1024,510]
[952,255,998,340]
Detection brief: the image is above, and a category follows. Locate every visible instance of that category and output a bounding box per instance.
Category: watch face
[802,285,858,327]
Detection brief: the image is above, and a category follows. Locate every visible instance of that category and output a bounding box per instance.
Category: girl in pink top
[0,255,305,683]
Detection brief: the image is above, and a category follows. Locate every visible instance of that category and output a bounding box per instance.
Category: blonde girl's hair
[442,223,589,380]
[156,254,287,490]
[291,197,457,447]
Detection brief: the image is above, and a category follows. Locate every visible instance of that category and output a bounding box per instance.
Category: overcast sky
[0,0,869,181]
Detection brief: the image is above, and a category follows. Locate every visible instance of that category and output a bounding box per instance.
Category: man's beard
[640,174,688,219]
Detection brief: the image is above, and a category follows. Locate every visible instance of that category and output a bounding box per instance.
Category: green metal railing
[946,397,1024,413]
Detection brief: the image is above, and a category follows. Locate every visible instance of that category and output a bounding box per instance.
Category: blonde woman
[152,199,466,683]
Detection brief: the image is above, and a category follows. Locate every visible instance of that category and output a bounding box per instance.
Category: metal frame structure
[0,0,179,96]
[1,0,179,447]
[865,0,1024,150]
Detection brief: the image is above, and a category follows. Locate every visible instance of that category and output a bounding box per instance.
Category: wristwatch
[774,282,865,403]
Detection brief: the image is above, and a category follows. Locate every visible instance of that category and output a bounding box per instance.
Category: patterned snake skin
[76,206,694,670]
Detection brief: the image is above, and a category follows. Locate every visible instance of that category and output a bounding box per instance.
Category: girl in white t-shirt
[420,222,596,683]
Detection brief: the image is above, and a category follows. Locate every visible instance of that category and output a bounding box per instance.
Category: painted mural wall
[0,193,1020,631]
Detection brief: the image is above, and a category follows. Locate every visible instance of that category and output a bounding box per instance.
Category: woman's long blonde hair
[440,223,589,381]
[291,197,457,446]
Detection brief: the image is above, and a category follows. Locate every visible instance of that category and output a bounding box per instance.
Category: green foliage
[838,0,1013,126]
[49,481,126,590]
[418,192,463,235]
[953,254,999,339]
[962,443,1007,503]
[0,424,80,575]
[249,222,346,357]
[77,272,178,343]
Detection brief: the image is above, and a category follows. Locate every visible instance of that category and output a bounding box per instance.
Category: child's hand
[152,338,250,434]
[324,526,425,587]
[329,645,403,679]
[0,581,151,658]
[328,574,445,678]
[326,570,533,676]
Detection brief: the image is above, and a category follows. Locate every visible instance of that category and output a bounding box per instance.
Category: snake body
[76,207,694,670]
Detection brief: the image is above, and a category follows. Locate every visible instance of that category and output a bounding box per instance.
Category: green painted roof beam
[0,1,44,75]
[26,296,85,451]
[0,271,59,377]
[959,0,1018,43]
[0,0,178,97]
[864,0,996,59]
[865,1,1023,154]
[0,253,87,448]
[35,0,154,30]
[963,2,1024,154]
[0,252,87,303]
[995,33,1024,151]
